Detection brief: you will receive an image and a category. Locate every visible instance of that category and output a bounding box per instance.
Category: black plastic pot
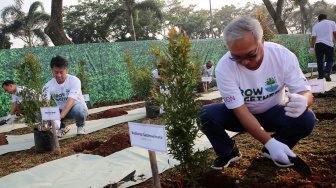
[33,128,55,153]
[145,103,160,118]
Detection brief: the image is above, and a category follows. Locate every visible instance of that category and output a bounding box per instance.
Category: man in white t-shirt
[1,80,24,123]
[198,60,216,91]
[310,14,336,81]
[200,16,316,170]
[43,55,88,138]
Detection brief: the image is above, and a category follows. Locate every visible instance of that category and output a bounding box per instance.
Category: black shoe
[211,146,242,170]
[324,73,331,82]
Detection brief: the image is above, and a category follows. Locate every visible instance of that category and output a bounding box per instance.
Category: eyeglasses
[229,45,259,62]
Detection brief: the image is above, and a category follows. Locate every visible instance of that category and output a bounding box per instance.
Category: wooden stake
[148,150,161,188]
[51,120,61,155]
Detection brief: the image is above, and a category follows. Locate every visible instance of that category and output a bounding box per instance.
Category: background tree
[262,0,288,34]
[0,31,11,49]
[1,1,50,47]
[45,0,72,46]
[104,0,163,41]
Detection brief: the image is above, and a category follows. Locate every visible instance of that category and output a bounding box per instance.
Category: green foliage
[76,59,89,95]
[151,27,206,186]
[14,54,48,130]
[254,6,277,42]
[124,50,152,100]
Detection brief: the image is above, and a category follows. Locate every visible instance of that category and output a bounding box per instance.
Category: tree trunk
[262,0,288,34]
[44,0,72,46]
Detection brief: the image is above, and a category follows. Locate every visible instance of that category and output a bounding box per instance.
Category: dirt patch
[0,106,140,146]
[87,109,128,121]
[0,135,8,145]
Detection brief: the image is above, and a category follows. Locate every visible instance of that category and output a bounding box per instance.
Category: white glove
[309,48,315,55]
[284,93,307,118]
[53,119,61,130]
[265,138,296,166]
[5,114,11,121]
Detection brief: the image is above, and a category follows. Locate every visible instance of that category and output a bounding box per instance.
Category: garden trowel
[0,119,6,126]
[288,156,312,178]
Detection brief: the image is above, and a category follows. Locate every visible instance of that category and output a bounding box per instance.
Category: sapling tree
[76,59,89,95]
[14,54,48,131]
[151,28,207,185]
[124,50,152,101]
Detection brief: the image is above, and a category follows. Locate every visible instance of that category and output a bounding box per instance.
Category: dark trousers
[315,43,334,78]
[200,103,316,157]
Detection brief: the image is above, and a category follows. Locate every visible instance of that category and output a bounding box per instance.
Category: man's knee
[299,109,316,136]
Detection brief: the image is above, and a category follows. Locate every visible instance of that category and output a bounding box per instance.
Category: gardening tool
[0,119,7,126]
[288,156,312,178]
[110,170,136,188]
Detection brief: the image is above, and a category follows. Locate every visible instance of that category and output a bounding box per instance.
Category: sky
[1,0,335,48]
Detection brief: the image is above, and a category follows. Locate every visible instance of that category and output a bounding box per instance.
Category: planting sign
[128,122,167,153]
[40,107,60,120]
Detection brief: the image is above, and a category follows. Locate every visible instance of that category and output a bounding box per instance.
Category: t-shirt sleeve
[68,77,82,99]
[216,59,244,109]
[12,95,17,102]
[283,51,311,93]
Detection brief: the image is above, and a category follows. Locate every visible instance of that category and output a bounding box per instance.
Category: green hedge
[0,34,316,116]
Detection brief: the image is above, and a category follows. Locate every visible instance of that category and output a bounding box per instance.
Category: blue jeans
[200,103,316,157]
[59,103,88,128]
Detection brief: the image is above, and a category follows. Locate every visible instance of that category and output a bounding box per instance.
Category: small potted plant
[15,54,57,153]
[124,50,160,118]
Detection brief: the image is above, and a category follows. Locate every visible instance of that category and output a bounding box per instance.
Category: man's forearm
[233,105,272,145]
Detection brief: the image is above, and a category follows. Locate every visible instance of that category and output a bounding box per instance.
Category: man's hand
[284,93,307,118]
[5,114,11,121]
[265,138,296,165]
[309,48,315,55]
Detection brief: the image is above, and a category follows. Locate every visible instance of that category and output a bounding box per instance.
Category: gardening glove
[4,114,11,121]
[265,138,296,166]
[284,93,307,118]
[309,48,315,55]
[53,119,61,130]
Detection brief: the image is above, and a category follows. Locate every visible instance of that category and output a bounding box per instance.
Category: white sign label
[40,107,60,120]
[309,79,325,93]
[308,62,326,68]
[83,94,90,101]
[128,122,167,153]
[202,77,212,82]
[307,63,317,68]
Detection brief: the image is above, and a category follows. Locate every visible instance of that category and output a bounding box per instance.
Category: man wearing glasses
[200,16,316,170]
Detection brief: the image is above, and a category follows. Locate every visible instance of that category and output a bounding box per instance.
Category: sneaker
[324,73,331,82]
[77,126,85,135]
[57,125,71,138]
[211,146,242,170]
[261,147,294,167]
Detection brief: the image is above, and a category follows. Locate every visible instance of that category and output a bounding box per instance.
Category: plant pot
[145,103,160,118]
[33,128,55,153]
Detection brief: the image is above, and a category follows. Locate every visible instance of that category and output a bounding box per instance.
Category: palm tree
[1,1,50,47]
[104,0,163,41]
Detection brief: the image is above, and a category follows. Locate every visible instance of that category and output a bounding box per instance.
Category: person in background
[310,13,336,82]
[200,16,316,170]
[43,55,88,138]
[198,60,217,92]
[2,80,24,122]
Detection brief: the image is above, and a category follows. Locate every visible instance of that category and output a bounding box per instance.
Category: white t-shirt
[200,64,214,77]
[152,69,160,79]
[12,86,23,103]
[43,74,87,110]
[216,42,311,114]
[312,19,336,47]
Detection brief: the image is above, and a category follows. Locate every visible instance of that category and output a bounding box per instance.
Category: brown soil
[0,135,8,145]
[0,92,336,187]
